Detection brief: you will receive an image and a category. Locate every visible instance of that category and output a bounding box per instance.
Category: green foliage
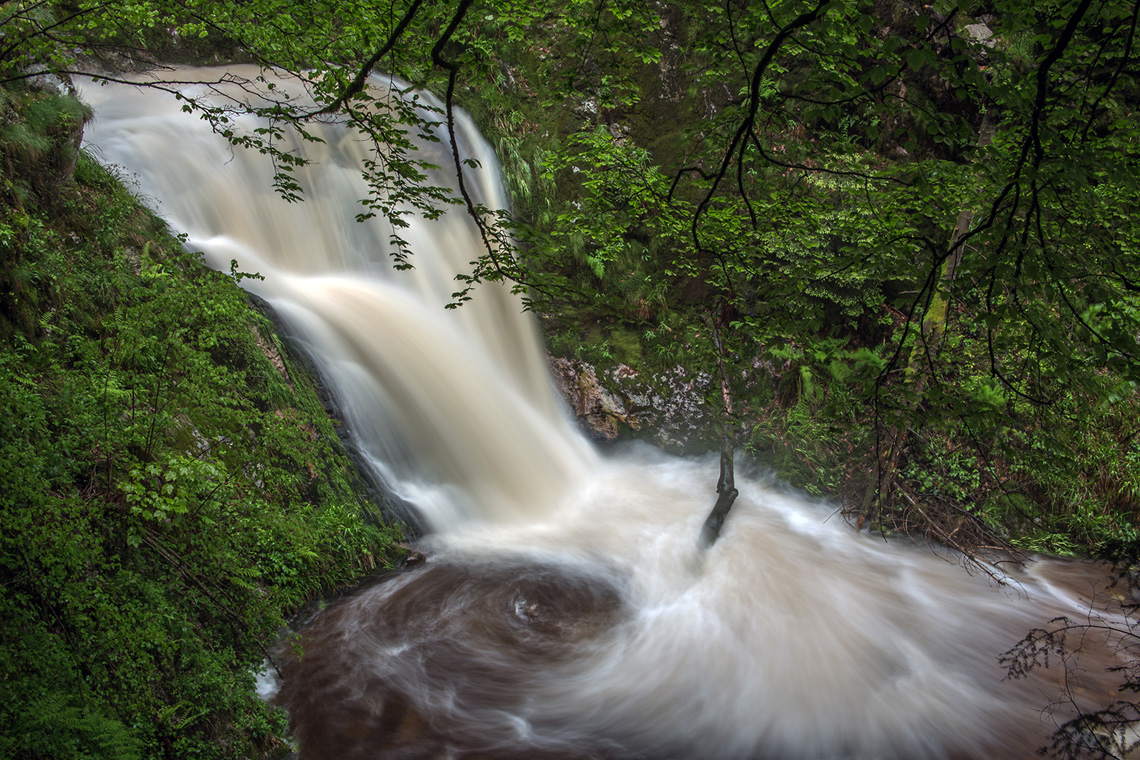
[4,694,142,760]
[742,337,879,496]
[453,0,1140,553]
[0,143,399,758]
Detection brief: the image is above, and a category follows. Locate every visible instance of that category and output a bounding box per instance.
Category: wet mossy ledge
[0,82,403,759]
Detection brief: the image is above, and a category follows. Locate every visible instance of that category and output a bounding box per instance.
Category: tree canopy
[5,0,1139,549]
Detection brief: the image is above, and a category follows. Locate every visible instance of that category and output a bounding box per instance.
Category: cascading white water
[79,67,592,530]
[79,68,1128,760]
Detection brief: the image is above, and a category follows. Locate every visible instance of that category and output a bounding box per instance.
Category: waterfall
[80,67,593,530]
[79,68,1127,760]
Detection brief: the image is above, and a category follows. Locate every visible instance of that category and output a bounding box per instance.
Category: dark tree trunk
[700,442,738,547]
[699,313,739,548]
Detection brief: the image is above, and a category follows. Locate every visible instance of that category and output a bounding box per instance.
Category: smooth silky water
[79,68,1129,759]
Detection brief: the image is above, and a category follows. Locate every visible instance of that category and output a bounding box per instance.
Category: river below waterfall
[79,68,1132,760]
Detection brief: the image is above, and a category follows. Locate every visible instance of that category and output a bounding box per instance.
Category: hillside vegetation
[0,81,401,758]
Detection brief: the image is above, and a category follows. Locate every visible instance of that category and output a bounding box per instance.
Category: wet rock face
[548,357,628,441]
[547,356,713,452]
[276,560,629,760]
[12,73,92,198]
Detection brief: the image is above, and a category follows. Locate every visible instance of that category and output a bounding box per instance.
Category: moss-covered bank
[0,81,402,759]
